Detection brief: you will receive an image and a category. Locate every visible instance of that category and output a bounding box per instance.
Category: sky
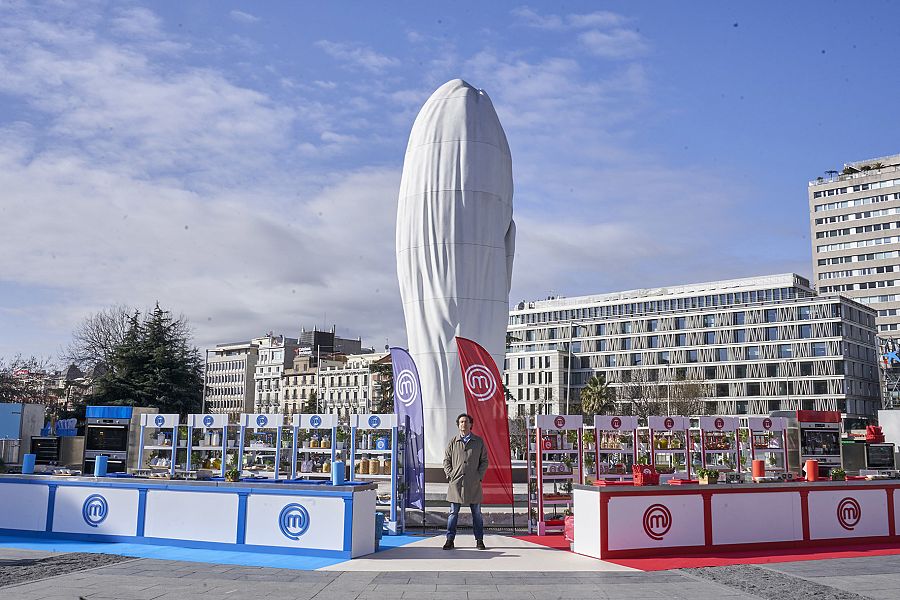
[1,0,899,363]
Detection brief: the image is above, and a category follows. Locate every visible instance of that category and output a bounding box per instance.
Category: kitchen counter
[0,474,377,558]
[573,479,900,559]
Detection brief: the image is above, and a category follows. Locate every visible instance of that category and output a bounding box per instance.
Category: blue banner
[391,347,425,510]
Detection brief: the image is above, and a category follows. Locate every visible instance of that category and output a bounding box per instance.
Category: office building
[505,274,880,419]
[204,341,257,417]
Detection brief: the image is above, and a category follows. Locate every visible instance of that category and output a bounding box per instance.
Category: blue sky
[1,0,899,362]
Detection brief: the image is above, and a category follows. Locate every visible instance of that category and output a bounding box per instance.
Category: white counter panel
[53,486,138,536]
[607,494,704,551]
[350,488,376,557]
[244,494,346,551]
[572,488,601,558]
[144,490,239,544]
[0,483,48,531]
[712,492,802,545]
[808,489,888,540]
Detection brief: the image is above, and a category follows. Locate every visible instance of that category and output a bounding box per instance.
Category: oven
[83,406,135,474]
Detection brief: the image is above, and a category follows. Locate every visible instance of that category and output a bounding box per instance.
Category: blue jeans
[447,502,483,540]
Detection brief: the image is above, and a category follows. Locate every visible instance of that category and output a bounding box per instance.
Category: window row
[821,279,899,293]
[818,234,900,253]
[818,249,900,266]
[815,205,900,225]
[816,220,900,239]
[509,287,802,325]
[818,265,899,279]
[813,192,897,212]
[208,360,246,371]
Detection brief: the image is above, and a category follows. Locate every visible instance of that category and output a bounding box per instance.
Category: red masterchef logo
[762,418,773,430]
[542,438,553,450]
[611,417,622,430]
[714,417,725,430]
[837,498,861,530]
[643,504,672,540]
[554,416,566,429]
[664,417,675,430]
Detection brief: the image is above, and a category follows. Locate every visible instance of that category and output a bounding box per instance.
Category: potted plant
[224,468,240,482]
[584,430,595,450]
[697,468,720,485]
[830,468,846,481]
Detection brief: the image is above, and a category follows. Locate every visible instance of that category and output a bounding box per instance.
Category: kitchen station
[0,473,376,559]
[519,409,900,561]
[0,406,407,560]
[572,478,900,560]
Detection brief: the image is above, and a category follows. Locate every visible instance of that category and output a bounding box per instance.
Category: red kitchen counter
[572,479,900,559]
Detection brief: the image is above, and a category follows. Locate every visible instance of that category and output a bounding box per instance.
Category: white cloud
[0,10,295,183]
[511,6,646,60]
[512,6,626,31]
[315,40,400,73]
[111,6,164,37]
[578,29,648,59]
[229,10,260,24]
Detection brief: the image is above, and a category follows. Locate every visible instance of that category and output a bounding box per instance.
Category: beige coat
[443,434,489,505]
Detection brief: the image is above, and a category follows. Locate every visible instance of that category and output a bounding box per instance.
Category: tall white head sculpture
[396,79,516,465]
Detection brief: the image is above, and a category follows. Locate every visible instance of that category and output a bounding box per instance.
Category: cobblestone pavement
[3,547,900,599]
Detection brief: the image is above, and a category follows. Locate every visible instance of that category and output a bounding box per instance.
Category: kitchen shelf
[528,416,582,536]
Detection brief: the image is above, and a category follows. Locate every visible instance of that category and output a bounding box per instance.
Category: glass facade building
[505,273,880,419]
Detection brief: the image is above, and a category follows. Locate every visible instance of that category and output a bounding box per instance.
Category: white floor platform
[320,534,637,572]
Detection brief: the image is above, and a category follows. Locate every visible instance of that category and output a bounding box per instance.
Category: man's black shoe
[443,539,454,550]
[476,540,486,550]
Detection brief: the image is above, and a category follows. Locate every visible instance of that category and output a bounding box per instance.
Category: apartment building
[252,334,299,413]
[317,353,389,416]
[809,154,900,337]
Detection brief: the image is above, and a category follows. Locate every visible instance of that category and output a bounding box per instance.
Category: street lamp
[565,322,579,414]
[201,348,212,414]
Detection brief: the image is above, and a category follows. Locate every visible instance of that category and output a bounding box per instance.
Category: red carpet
[515,535,900,571]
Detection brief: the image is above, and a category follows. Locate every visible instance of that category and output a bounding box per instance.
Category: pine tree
[92,304,203,415]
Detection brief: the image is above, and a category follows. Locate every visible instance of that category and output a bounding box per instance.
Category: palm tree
[579,373,616,422]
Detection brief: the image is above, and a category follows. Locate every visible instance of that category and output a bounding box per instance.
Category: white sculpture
[396,79,516,465]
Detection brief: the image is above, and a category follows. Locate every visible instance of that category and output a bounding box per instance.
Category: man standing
[443,413,489,550]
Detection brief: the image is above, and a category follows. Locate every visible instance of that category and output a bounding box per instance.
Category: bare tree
[622,370,665,420]
[669,376,711,416]
[62,305,135,369]
[62,304,195,370]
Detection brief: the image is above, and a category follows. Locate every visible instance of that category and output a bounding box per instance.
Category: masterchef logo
[714,417,725,430]
[664,417,675,430]
[762,418,773,430]
[642,504,672,540]
[554,416,566,429]
[464,365,497,402]
[611,417,622,430]
[837,497,861,530]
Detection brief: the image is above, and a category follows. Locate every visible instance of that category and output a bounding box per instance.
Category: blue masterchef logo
[279,503,310,540]
[82,494,109,527]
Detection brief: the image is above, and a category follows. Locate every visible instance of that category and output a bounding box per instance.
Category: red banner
[455,336,513,506]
